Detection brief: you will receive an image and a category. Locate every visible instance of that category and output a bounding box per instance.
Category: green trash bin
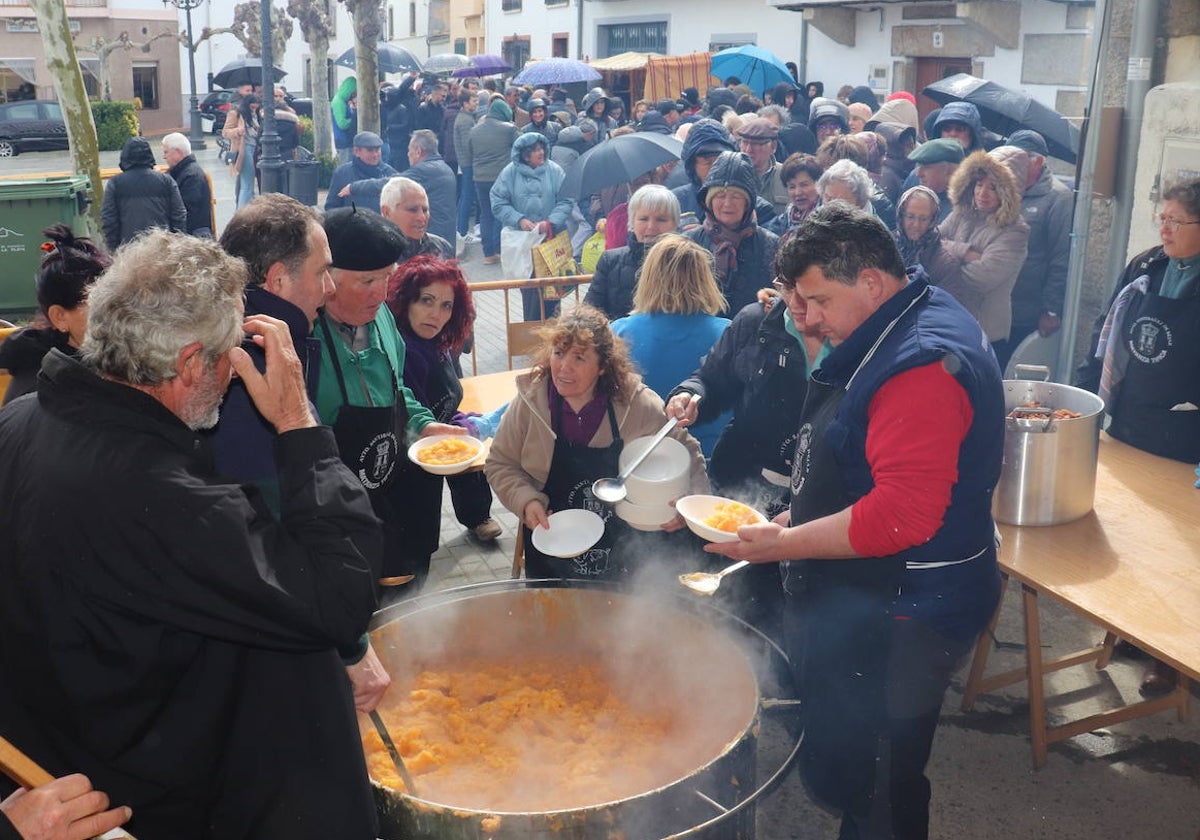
[0,175,93,317]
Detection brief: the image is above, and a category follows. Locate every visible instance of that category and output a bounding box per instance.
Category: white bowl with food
[614,497,677,531]
[408,434,483,475]
[619,435,691,506]
[674,495,767,544]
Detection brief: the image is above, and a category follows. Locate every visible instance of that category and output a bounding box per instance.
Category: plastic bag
[500,227,544,278]
[532,230,579,300]
[580,228,606,274]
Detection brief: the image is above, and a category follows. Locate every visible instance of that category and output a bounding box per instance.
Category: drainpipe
[1102,0,1160,293]
[577,0,584,60]
[1056,0,1112,380]
[798,15,808,87]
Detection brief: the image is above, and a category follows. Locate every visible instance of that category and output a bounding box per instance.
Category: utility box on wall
[1128,83,1200,261]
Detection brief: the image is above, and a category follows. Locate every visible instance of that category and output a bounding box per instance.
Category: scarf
[896,226,940,270]
[702,215,755,280]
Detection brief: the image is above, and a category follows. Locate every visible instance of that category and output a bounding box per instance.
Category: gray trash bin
[285,156,320,207]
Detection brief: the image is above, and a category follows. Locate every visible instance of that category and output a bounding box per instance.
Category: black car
[200,88,312,133]
[0,100,69,157]
[199,89,237,133]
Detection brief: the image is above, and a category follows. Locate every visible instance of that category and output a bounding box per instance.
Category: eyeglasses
[900,212,934,225]
[739,138,774,147]
[1154,213,1200,232]
[771,278,797,297]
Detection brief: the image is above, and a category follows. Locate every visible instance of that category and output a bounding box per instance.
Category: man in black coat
[100,136,186,250]
[401,129,458,243]
[0,231,382,840]
[162,132,213,237]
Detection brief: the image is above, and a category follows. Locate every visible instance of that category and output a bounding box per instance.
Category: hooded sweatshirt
[467,98,519,182]
[331,77,358,149]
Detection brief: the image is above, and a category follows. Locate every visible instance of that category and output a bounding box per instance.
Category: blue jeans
[235,142,256,208]
[474,180,499,257]
[457,166,477,237]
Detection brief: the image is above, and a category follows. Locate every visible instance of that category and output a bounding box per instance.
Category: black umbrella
[922,73,1081,164]
[212,58,286,90]
[334,44,423,75]
[560,133,683,200]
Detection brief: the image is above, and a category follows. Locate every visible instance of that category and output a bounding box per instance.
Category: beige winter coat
[937,150,1030,342]
[485,369,709,522]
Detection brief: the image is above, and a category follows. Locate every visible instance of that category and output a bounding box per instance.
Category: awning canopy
[589,51,663,72]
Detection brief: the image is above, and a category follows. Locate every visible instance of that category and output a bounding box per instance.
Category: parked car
[199,89,237,133]
[0,100,68,157]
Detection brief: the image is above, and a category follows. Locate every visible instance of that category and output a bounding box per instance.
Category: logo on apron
[790,422,814,496]
[357,431,399,489]
[566,477,611,521]
[572,547,612,577]
[1128,316,1172,365]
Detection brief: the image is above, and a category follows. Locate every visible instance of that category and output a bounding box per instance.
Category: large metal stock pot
[365,580,797,840]
[993,366,1105,526]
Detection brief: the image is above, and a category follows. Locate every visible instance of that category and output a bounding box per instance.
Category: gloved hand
[450,410,482,438]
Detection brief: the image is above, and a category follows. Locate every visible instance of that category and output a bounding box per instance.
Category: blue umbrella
[710,45,793,97]
[512,58,601,87]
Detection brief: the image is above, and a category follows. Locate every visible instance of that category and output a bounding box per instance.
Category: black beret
[323,206,406,271]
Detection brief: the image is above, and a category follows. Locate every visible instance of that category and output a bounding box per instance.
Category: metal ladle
[678,560,749,595]
[591,394,700,504]
[369,709,420,798]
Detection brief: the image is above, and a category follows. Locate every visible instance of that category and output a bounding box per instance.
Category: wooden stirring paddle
[0,735,138,840]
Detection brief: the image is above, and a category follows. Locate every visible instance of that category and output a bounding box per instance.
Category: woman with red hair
[386,256,502,586]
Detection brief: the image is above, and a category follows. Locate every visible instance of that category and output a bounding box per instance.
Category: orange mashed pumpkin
[363,656,712,812]
[416,438,480,465]
[702,501,759,533]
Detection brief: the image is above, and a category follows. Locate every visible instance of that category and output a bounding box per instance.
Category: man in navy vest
[706,203,1005,840]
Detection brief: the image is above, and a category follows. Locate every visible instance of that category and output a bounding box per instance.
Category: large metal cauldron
[993,366,1105,526]
[365,580,797,840]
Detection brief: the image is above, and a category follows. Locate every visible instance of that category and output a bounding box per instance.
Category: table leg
[1095,632,1117,670]
[1022,583,1049,769]
[962,574,1009,711]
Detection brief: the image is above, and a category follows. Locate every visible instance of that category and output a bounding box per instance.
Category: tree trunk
[310,31,333,155]
[345,0,381,134]
[28,0,103,232]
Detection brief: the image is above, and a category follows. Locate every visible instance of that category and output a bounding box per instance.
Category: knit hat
[487,97,514,121]
[324,207,406,271]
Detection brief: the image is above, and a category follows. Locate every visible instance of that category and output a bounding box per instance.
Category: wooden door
[914,57,972,130]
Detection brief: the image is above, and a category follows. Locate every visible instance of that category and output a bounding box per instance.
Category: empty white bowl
[619,435,691,506]
[614,497,677,531]
[407,434,483,475]
[675,495,767,543]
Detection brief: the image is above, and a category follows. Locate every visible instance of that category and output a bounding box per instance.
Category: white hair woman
[817,158,874,211]
[584,184,680,320]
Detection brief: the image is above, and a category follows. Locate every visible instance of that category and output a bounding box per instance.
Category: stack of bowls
[613,435,691,530]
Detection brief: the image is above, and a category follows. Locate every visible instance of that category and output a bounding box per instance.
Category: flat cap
[352,130,383,149]
[1006,129,1049,157]
[738,117,780,140]
[908,138,965,165]
[324,206,405,271]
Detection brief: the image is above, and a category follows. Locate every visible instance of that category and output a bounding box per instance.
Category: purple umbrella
[512,58,601,87]
[452,54,512,78]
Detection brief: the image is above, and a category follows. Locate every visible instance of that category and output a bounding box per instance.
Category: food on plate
[1008,401,1082,421]
[702,501,759,533]
[363,655,715,811]
[416,437,480,465]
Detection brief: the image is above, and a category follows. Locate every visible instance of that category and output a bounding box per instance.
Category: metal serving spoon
[591,394,701,504]
[369,709,420,798]
[678,560,749,595]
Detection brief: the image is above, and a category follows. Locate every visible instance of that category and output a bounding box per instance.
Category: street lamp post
[164,0,207,150]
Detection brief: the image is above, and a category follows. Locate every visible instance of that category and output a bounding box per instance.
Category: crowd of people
[1,68,1197,840]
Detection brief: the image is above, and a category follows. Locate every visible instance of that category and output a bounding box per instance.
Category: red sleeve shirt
[847,360,975,558]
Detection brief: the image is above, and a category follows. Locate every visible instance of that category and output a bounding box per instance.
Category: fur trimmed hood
[947,149,1023,227]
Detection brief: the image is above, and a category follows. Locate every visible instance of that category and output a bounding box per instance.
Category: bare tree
[76,30,177,102]
[27,0,102,229]
[339,0,380,134]
[286,0,333,155]
[191,1,293,63]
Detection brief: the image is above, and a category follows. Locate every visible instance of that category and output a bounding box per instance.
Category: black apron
[318,316,416,581]
[785,377,902,821]
[522,401,627,581]
[1108,286,1200,462]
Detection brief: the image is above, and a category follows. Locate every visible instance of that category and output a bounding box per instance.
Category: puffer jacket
[489,133,572,233]
[100,138,186,251]
[484,369,709,522]
[1009,165,1074,333]
[937,149,1030,341]
[582,233,650,320]
[467,98,519,182]
[686,151,781,315]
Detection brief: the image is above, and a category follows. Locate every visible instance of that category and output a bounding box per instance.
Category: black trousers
[446,469,493,528]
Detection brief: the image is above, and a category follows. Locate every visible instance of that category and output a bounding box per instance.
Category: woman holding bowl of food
[485,305,708,582]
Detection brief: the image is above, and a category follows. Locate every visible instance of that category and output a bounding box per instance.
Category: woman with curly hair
[0,224,110,405]
[937,147,1030,358]
[485,305,708,581]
